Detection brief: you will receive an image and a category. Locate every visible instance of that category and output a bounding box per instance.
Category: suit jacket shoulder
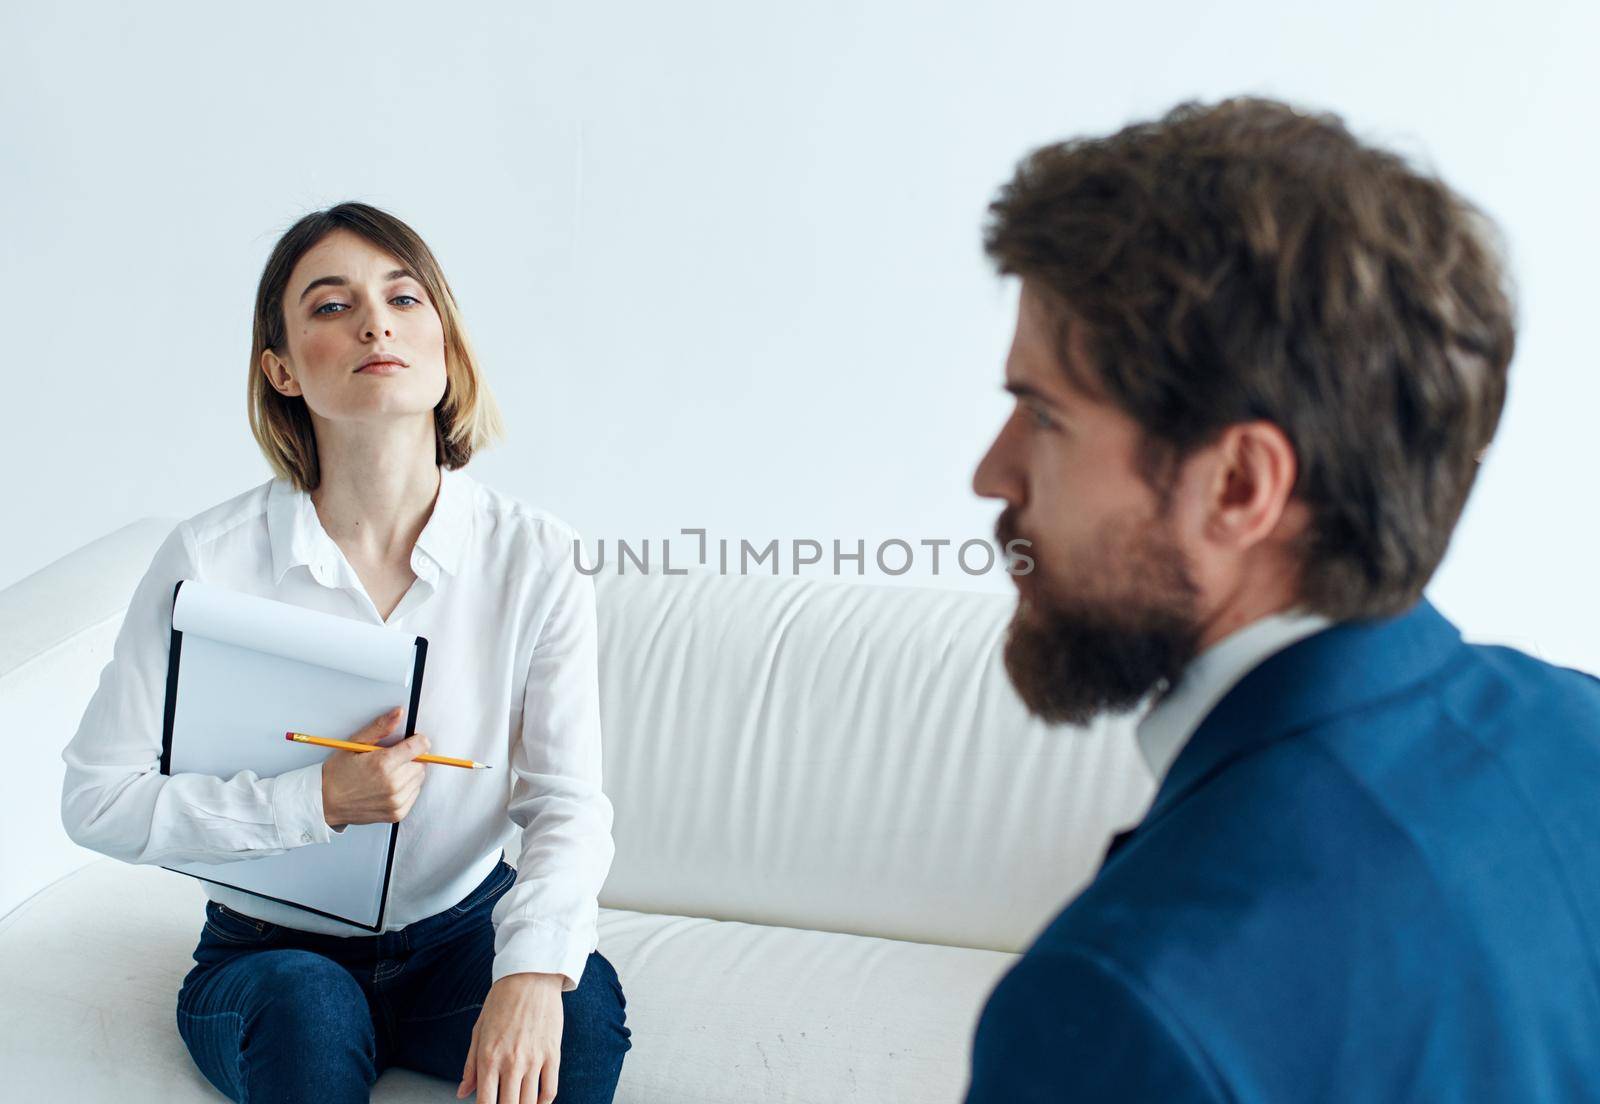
[968,600,1600,1102]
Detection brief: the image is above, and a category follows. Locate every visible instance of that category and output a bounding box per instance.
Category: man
[965,96,1600,1101]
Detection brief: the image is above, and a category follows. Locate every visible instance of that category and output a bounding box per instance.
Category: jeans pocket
[203,900,281,946]
[447,860,517,916]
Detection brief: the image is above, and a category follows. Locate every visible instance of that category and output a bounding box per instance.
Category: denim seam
[447,867,517,916]
[204,920,273,946]
[396,1002,485,1025]
[216,903,266,932]
[176,1008,249,1104]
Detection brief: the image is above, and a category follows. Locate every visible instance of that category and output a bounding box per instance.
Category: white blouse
[59,464,614,990]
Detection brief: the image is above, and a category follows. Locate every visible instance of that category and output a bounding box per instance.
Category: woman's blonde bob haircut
[247,202,506,492]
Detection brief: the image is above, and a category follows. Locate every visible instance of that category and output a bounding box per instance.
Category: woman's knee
[244,951,373,1045]
[188,949,375,1058]
[562,951,631,1063]
[176,950,376,1103]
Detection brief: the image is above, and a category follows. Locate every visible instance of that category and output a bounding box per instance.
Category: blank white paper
[162,578,422,929]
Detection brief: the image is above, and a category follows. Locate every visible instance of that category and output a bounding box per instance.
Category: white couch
[0,518,1154,1102]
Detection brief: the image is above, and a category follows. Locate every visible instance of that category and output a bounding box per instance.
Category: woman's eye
[313,295,419,316]
[1026,405,1055,430]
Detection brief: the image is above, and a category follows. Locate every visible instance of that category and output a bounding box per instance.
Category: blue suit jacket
[966,598,1600,1102]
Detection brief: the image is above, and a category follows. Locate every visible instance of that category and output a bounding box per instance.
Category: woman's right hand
[321,707,431,827]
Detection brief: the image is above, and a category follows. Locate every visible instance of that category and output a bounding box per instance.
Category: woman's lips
[356,362,404,375]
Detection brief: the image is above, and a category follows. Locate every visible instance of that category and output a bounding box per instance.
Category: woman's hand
[320,707,431,827]
[457,972,565,1103]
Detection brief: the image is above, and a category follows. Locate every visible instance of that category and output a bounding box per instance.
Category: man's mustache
[994,506,1038,583]
[995,506,1025,554]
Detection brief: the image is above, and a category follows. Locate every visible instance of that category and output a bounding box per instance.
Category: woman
[58,202,629,1103]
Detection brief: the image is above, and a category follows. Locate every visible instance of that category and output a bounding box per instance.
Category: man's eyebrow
[1004,381,1066,409]
[297,269,416,303]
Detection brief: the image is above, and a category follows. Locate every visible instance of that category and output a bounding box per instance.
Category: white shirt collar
[1135,608,1335,785]
[267,464,475,588]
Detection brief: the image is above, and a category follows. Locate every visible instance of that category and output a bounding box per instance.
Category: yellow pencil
[285,731,493,770]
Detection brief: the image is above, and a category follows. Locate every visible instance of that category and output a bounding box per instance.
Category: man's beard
[997,505,1205,726]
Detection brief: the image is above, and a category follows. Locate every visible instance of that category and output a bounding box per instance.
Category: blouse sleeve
[59,522,342,866]
[489,523,616,991]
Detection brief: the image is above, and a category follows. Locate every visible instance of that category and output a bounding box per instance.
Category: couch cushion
[1,857,1015,1102]
[589,908,1014,1102]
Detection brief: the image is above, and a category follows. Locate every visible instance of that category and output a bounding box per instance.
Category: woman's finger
[497,1061,522,1104]
[537,1054,560,1104]
[477,1054,499,1104]
[457,1031,477,1098]
[360,707,403,742]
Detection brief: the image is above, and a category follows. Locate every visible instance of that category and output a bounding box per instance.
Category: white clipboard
[158,578,428,931]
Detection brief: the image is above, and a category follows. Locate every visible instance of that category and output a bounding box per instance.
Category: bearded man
[965,96,1600,1102]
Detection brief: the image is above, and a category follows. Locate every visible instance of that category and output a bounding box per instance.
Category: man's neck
[1135,605,1336,785]
[1192,587,1308,654]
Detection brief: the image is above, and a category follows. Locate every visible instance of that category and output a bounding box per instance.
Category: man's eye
[1026,405,1055,430]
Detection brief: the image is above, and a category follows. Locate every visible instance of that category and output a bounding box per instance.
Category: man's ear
[260,348,300,397]
[1205,420,1299,551]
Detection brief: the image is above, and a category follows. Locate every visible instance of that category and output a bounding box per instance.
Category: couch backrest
[589,569,1153,953]
[0,518,180,920]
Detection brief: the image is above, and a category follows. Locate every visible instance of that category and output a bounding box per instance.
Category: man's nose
[972,425,1016,503]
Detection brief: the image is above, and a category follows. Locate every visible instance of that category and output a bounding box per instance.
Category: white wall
[3,0,1596,673]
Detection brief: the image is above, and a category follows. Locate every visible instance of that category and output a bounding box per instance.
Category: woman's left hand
[457,972,565,1102]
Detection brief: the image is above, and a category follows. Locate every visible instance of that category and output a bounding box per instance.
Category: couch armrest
[0,518,178,921]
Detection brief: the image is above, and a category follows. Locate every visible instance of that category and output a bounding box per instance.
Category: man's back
[966,599,1600,1102]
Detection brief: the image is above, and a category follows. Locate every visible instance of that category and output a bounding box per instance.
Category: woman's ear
[260,348,300,397]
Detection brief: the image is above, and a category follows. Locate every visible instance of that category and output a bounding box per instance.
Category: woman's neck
[309,423,441,563]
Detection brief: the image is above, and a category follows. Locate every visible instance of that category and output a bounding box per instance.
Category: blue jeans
[175,856,629,1103]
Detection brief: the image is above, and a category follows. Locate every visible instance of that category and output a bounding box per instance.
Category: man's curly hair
[984,96,1516,620]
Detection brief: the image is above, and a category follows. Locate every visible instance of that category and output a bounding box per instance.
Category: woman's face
[262,228,449,428]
